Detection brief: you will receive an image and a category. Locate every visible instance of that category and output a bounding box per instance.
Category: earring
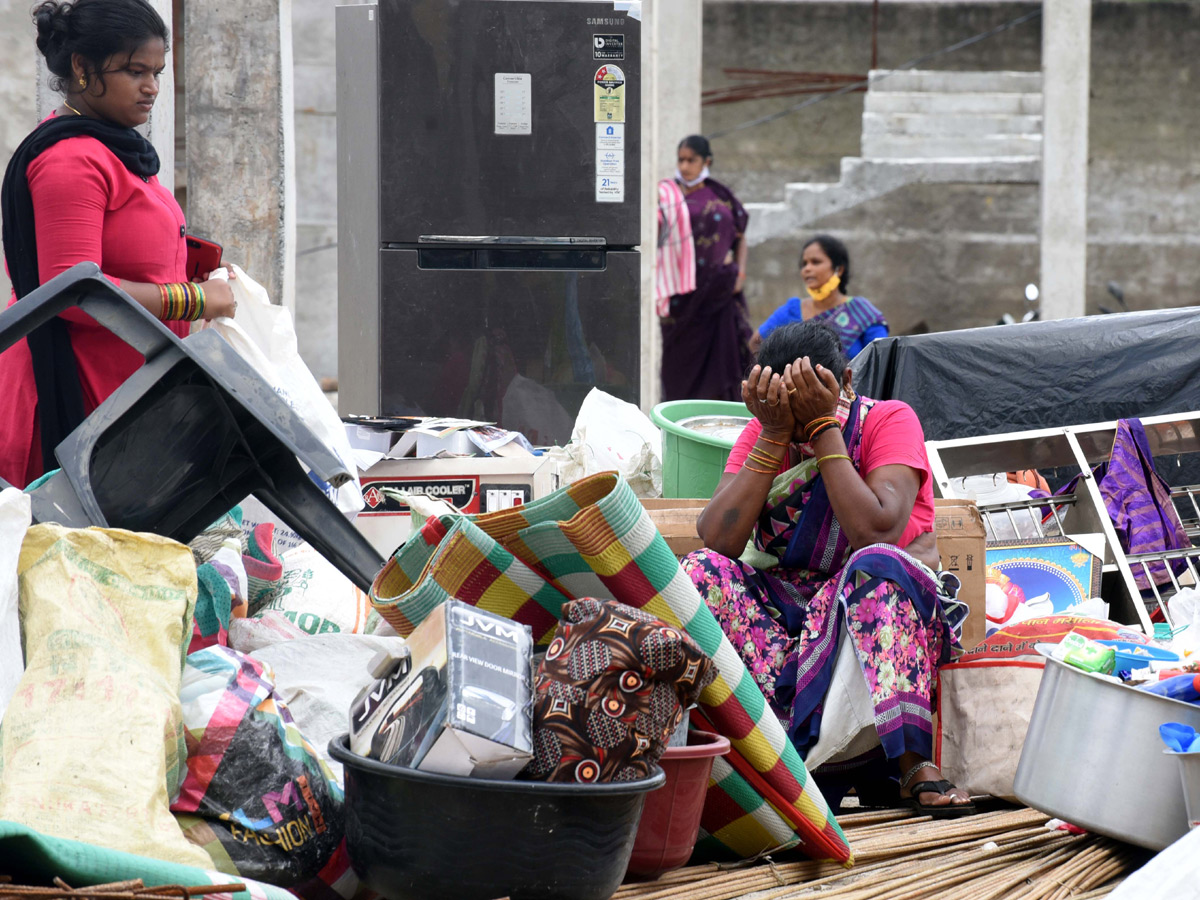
[78,76,86,87]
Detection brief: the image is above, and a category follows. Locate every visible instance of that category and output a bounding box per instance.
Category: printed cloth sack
[370,471,851,863]
[172,646,345,886]
[937,614,1131,800]
[524,598,716,783]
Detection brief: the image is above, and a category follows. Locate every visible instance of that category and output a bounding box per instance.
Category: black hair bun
[33,1,73,75]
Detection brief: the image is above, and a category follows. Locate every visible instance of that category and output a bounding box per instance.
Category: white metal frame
[926,411,1200,632]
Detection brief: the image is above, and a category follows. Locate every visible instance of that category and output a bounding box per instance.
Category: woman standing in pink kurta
[0,0,236,487]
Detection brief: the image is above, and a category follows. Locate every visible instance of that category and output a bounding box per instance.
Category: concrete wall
[0,1,38,302]
[702,0,1200,336]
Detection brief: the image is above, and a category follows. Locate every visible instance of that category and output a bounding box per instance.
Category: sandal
[900,761,977,819]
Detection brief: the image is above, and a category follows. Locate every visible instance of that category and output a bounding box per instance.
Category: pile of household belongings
[0,469,864,899]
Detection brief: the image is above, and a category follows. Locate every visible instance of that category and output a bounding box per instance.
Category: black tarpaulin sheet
[851,307,1200,441]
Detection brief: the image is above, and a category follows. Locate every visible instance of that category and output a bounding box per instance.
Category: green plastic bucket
[651,400,753,499]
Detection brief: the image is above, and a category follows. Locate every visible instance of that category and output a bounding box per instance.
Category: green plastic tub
[651,400,753,499]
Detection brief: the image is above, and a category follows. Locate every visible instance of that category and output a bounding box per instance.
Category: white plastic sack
[547,388,662,497]
[229,611,308,654]
[198,266,363,515]
[242,543,377,637]
[0,489,30,722]
[249,633,409,782]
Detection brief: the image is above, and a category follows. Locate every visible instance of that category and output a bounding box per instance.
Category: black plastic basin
[329,734,664,900]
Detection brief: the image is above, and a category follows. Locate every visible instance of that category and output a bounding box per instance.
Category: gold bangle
[816,454,851,467]
[743,463,775,475]
[747,450,782,466]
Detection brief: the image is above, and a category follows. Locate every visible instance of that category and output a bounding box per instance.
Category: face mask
[676,165,710,188]
[806,273,841,303]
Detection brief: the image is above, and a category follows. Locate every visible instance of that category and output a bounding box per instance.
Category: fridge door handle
[416,235,606,247]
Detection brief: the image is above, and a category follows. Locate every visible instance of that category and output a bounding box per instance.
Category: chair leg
[255,458,386,594]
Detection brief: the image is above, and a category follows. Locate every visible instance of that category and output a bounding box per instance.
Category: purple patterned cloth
[810,297,887,354]
[661,178,752,402]
[1101,419,1192,590]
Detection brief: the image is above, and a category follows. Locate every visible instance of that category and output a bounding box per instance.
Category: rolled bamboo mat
[614,808,1147,900]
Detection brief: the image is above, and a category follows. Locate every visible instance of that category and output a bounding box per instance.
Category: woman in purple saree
[661,135,753,402]
[684,320,976,817]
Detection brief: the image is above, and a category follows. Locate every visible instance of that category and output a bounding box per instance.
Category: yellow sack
[0,525,210,868]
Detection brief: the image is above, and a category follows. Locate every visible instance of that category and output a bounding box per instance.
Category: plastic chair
[0,263,385,591]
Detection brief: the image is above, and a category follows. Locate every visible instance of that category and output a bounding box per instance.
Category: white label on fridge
[494,73,532,135]
[596,174,624,203]
[596,148,624,177]
[595,122,624,151]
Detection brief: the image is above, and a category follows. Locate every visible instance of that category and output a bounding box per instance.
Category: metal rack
[926,412,1200,632]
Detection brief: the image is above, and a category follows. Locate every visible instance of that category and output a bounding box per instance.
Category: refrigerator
[336,0,642,446]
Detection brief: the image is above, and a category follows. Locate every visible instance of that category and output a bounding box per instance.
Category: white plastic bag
[0,489,30,722]
[547,388,662,496]
[249,633,409,782]
[198,266,363,514]
[1169,587,1200,656]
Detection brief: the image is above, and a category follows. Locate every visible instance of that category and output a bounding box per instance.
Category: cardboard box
[354,456,559,556]
[640,498,707,558]
[934,499,987,652]
[348,599,535,779]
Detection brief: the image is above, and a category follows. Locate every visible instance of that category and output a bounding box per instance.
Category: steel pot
[1013,645,1200,850]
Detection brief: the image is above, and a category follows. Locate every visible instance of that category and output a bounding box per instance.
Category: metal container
[1014,646,1200,849]
[676,414,753,444]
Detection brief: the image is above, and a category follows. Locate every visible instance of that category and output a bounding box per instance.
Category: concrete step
[864,91,1044,116]
[745,155,1040,245]
[868,69,1043,94]
[861,111,1042,137]
[861,133,1043,159]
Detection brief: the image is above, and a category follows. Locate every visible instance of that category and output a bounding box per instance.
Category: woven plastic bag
[172,646,344,886]
[0,525,210,867]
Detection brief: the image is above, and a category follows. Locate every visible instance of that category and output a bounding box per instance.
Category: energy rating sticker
[594,64,625,123]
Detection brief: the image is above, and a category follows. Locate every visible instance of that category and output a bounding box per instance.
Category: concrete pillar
[653,0,702,179]
[1039,0,1090,321]
[640,0,703,413]
[1,2,37,300]
[186,0,296,310]
[640,0,659,413]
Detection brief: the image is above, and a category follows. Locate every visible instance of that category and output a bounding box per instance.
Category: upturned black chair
[0,262,384,591]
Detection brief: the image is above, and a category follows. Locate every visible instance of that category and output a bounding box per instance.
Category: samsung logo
[588,17,621,25]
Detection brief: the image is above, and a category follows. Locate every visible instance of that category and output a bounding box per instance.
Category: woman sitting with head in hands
[683,319,974,817]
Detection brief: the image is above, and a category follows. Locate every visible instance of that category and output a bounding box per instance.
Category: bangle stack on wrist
[158,282,207,321]
[744,441,783,476]
[804,415,839,442]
